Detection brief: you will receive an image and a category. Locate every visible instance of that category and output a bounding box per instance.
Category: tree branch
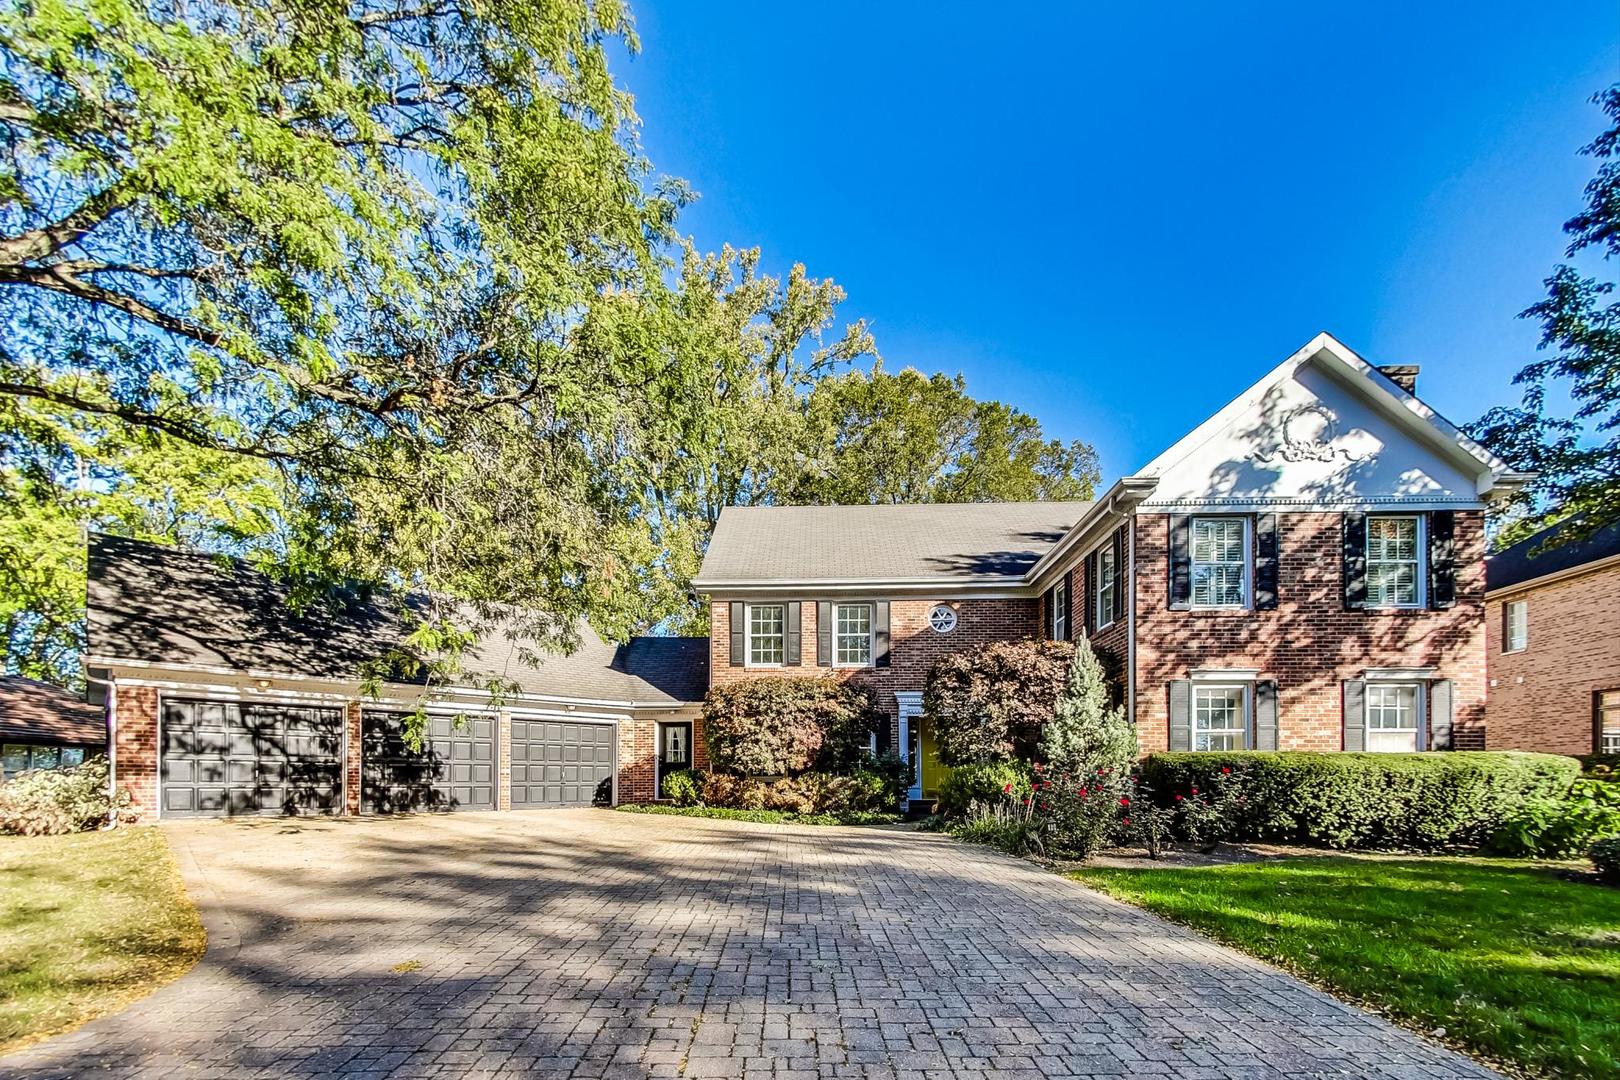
[0,182,134,268]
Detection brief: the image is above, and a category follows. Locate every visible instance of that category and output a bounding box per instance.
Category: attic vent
[1377,365,1419,394]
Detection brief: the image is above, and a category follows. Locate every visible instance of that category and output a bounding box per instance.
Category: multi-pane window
[1191,517,1246,607]
[0,744,85,780]
[1096,547,1117,628]
[1366,684,1421,752]
[1599,690,1620,755]
[747,604,785,665]
[1367,516,1422,608]
[1505,600,1528,652]
[1051,576,1068,641]
[1193,686,1247,750]
[834,602,873,666]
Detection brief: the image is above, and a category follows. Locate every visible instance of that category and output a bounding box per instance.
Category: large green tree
[0,0,701,687]
[1471,85,1620,545]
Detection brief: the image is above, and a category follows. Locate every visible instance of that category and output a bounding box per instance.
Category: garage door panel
[161,698,343,818]
[361,711,495,813]
[511,719,612,807]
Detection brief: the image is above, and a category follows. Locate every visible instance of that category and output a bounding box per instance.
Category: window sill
[832,663,874,670]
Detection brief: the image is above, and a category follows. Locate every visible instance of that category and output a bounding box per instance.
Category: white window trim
[744,602,786,669]
[1365,514,1427,610]
[1505,600,1528,654]
[832,601,875,669]
[1052,577,1068,641]
[1095,546,1117,630]
[1599,690,1620,755]
[1190,515,1251,610]
[1364,681,1426,752]
[1193,683,1251,751]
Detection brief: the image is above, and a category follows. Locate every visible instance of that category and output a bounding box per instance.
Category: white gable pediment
[1138,334,1508,511]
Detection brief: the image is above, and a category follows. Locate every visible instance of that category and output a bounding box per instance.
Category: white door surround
[895,691,924,802]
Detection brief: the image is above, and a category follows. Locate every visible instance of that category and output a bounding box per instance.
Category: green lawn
[1073,857,1620,1078]
[0,827,205,1052]
[616,803,903,826]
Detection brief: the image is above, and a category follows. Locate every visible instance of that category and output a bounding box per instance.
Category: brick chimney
[1377,365,1419,394]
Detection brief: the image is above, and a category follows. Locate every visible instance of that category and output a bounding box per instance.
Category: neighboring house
[0,675,107,780]
[88,535,707,818]
[693,333,1529,804]
[1485,518,1620,756]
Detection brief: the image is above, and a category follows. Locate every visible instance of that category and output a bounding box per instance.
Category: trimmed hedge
[1140,751,1580,851]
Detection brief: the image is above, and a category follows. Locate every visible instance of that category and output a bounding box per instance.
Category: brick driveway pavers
[1,810,1497,1079]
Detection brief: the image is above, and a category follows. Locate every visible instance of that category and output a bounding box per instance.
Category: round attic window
[928,604,958,634]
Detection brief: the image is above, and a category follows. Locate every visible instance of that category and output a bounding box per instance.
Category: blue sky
[612,3,1618,480]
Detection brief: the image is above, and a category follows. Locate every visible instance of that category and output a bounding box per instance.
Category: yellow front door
[917,713,952,801]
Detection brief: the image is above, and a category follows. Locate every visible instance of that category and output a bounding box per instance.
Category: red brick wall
[708,597,1040,747]
[344,700,362,814]
[1486,562,1620,755]
[112,683,159,819]
[1133,511,1488,752]
[617,714,709,802]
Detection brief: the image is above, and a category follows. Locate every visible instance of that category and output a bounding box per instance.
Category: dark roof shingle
[87,535,705,705]
[1487,518,1620,593]
[695,502,1090,586]
[0,676,106,745]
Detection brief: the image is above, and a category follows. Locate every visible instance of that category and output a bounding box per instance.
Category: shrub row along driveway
[0,811,1494,1079]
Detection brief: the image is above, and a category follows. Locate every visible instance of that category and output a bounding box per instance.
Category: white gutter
[1484,552,1620,599]
[1025,475,1159,589]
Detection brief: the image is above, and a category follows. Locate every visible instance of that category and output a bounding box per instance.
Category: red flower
[1119,796,1130,807]
[1191,787,1199,795]
[1022,797,1031,806]
[1221,766,1232,774]
[1002,783,1013,795]
[1174,794,1184,801]
[1040,780,1051,790]
[1039,802,1049,811]
[1122,817,1131,826]
[1033,762,1044,772]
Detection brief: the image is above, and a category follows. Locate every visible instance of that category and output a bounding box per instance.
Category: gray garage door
[160,698,343,818]
[510,719,615,806]
[360,711,495,813]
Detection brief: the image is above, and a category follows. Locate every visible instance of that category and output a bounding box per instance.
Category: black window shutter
[1429,510,1457,610]
[873,601,891,668]
[784,601,802,667]
[1169,515,1192,611]
[1255,679,1278,750]
[816,601,832,667]
[1343,679,1367,751]
[1343,513,1367,611]
[1063,568,1076,641]
[1254,513,1279,611]
[1082,553,1095,636]
[729,602,745,666]
[1429,679,1454,750]
[1112,525,1127,624]
[1168,680,1192,751]
[1043,586,1054,640]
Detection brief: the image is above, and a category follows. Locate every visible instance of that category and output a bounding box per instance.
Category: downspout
[1126,515,1137,729]
[104,678,118,829]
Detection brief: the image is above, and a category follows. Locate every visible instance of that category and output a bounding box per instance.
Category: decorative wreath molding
[1256,403,1355,464]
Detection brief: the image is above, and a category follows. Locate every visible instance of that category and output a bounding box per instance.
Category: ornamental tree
[924,639,1074,766]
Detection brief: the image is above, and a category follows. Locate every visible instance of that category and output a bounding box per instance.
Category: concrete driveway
[1,810,1493,1079]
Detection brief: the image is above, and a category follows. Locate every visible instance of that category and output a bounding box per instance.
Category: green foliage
[1470,85,1620,544]
[659,768,702,807]
[1074,857,1620,1078]
[1140,751,1580,851]
[1487,779,1620,858]
[1039,639,1135,778]
[1582,753,1620,780]
[615,803,902,827]
[1593,838,1620,884]
[0,758,132,835]
[950,797,1048,857]
[925,639,1073,766]
[700,678,882,777]
[1168,768,1246,852]
[694,759,905,816]
[935,760,1034,818]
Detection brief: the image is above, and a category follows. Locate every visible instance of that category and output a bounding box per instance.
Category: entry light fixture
[253,678,272,690]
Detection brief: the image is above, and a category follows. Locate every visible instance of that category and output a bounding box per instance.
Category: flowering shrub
[0,757,132,835]
[935,760,1033,817]
[924,639,1073,765]
[702,678,884,775]
[948,762,1139,860]
[1173,767,1245,852]
[1141,751,1580,851]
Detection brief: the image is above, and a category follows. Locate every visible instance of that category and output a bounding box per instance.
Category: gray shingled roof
[694,502,1092,585]
[0,676,106,746]
[1487,517,1620,593]
[88,535,705,705]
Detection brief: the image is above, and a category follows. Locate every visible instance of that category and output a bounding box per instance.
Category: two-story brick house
[693,333,1529,803]
[1485,518,1620,756]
